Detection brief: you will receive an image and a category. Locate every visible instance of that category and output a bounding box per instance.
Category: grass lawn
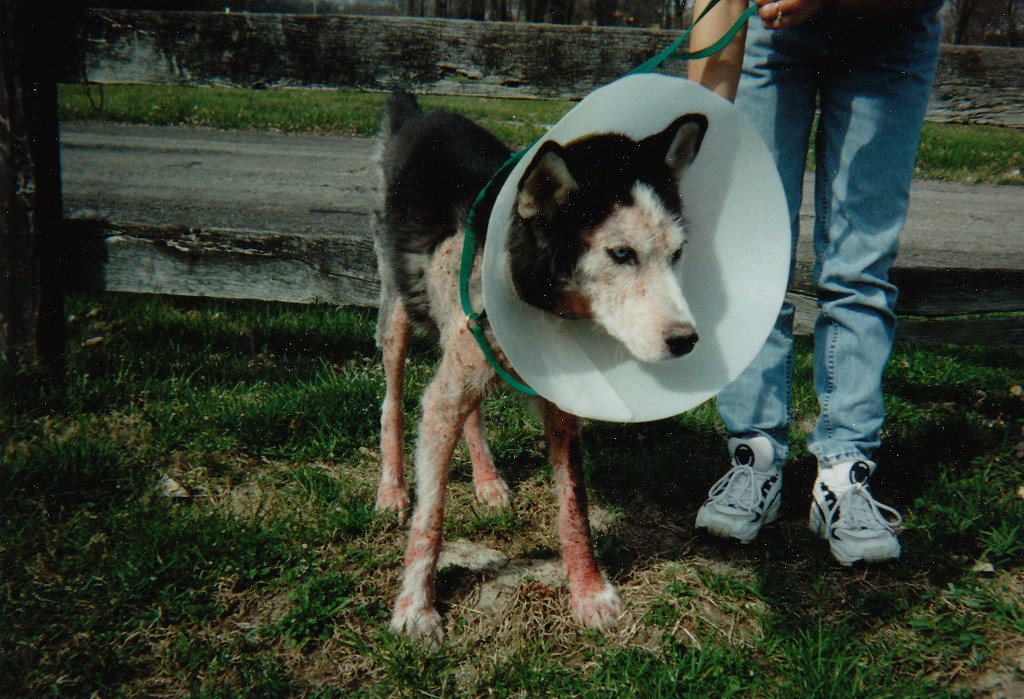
[2,85,1019,695]
[2,294,1023,696]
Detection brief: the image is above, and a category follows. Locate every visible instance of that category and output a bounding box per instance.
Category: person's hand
[754,0,831,29]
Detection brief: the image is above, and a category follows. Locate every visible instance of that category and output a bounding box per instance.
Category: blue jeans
[716,4,942,469]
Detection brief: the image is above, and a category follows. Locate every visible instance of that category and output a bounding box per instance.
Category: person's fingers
[757,0,827,29]
[757,1,785,28]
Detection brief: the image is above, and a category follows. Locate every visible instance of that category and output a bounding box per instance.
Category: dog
[371,91,708,643]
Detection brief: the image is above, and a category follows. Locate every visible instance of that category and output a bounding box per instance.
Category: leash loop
[458,0,754,396]
[628,0,758,75]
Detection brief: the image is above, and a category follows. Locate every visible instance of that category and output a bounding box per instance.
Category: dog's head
[507,114,708,363]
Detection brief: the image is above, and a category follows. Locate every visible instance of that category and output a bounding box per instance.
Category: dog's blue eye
[607,247,638,265]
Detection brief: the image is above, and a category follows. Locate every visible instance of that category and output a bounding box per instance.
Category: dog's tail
[379,91,422,139]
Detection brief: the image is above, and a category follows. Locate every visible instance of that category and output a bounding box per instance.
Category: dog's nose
[665,326,699,357]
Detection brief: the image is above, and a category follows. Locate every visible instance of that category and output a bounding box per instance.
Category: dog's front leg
[544,402,623,630]
[390,352,488,644]
[389,394,460,644]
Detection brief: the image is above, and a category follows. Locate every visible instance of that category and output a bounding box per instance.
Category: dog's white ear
[647,113,709,182]
[517,143,579,219]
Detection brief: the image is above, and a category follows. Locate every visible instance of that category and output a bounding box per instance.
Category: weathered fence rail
[2,4,1024,370]
[62,9,1024,126]
[58,218,1024,346]
[61,219,382,308]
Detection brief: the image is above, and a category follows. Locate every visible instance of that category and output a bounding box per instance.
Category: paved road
[61,122,377,238]
[59,122,1024,271]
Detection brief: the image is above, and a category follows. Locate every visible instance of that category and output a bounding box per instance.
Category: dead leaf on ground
[159,475,191,499]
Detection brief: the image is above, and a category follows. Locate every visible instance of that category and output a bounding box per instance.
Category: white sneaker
[696,436,782,544]
[810,460,902,566]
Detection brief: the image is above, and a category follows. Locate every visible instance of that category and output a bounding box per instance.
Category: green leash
[459,0,758,396]
[628,0,758,75]
[459,153,534,395]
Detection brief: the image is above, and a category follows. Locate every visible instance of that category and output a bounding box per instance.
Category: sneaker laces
[829,483,902,535]
[707,464,768,513]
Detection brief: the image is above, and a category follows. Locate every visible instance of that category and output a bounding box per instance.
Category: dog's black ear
[516,141,579,220]
[644,113,709,182]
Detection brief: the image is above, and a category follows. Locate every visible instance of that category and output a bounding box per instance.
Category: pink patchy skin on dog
[464,408,512,507]
[390,403,453,645]
[544,403,623,629]
[389,371,462,644]
[388,222,621,643]
[376,299,412,512]
[374,238,510,515]
[390,236,503,644]
[389,352,494,643]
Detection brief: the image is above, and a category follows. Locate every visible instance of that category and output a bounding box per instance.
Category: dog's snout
[665,325,699,357]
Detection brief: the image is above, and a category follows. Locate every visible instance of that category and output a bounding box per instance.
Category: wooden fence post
[0,0,65,372]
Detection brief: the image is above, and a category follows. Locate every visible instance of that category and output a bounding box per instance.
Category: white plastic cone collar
[482,73,790,422]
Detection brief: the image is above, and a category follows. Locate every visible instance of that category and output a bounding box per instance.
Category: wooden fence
[60,9,1024,122]
[3,4,1024,371]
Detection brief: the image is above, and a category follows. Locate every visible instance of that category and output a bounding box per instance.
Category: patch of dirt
[956,572,1024,699]
[429,500,768,665]
[136,449,1022,696]
[966,666,1024,699]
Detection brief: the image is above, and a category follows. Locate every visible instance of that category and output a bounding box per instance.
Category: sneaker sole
[808,506,900,566]
[698,497,782,545]
[832,549,901,567]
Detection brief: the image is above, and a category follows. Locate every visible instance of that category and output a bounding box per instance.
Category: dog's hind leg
[463,407,511,508]
[544,401,622,630]
[375,295,412,513]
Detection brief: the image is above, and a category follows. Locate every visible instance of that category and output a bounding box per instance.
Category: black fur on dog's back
[374,92,511,329]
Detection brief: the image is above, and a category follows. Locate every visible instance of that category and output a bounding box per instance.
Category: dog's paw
[390,597,442,647]
[571,580,623,631]
[474,475,512,508]
[375,482,410,513]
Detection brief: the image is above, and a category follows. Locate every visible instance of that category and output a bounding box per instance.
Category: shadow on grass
[565,334,1023,667]
[5,295,1022,695]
